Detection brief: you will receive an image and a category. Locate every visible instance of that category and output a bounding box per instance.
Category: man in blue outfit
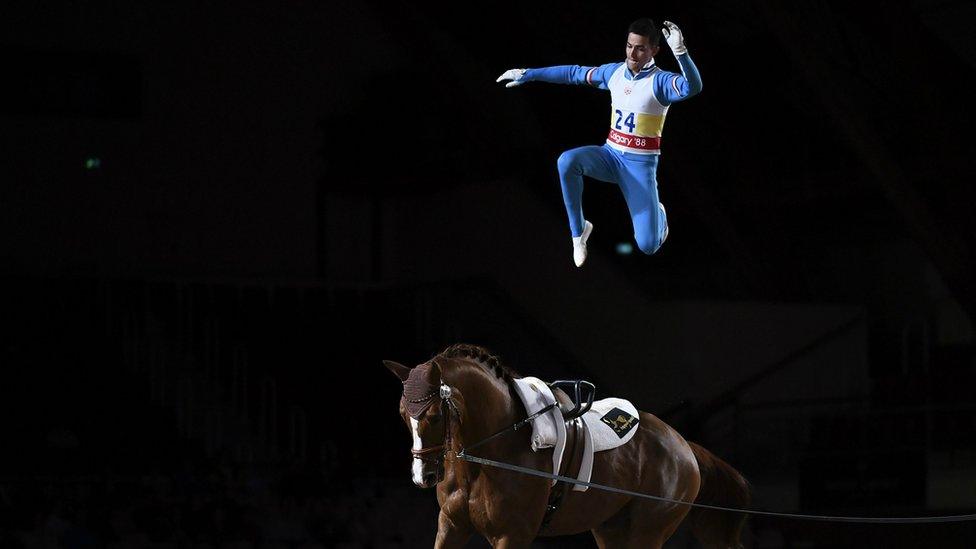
[497,19,702,267]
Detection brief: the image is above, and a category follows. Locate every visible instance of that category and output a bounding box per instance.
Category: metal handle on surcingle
[577,380,595,415]
[549,380,597,420]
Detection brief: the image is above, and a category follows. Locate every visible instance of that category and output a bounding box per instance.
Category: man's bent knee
[557,150,581,175]
[635,235,663,255]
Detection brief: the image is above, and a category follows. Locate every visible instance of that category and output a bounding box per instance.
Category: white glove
[662,21,688,56]
[496,68,527,88]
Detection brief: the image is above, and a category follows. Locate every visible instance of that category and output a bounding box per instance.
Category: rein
[455,451,976,524]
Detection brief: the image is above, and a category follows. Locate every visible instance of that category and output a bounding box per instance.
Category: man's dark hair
[628,18,660,46]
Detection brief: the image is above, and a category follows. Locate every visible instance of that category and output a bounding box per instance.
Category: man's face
[626,32,659,73]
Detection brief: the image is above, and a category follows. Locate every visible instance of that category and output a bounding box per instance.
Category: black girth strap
[538,416,586,534]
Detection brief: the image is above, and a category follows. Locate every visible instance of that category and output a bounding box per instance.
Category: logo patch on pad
[600,407,637,438]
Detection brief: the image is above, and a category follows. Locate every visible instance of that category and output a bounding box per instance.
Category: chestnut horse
[385,344,750,548]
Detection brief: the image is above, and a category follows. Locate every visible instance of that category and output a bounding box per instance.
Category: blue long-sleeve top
[521,53,702,106]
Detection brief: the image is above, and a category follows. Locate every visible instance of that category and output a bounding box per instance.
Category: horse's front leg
[434,510,473,549]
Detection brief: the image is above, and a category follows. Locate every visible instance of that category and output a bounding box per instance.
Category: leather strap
[539,416,586,533]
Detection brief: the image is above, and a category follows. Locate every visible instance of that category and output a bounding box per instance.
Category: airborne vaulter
[497,19,702,267]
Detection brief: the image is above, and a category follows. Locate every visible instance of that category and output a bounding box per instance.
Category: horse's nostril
[423,472,437,485]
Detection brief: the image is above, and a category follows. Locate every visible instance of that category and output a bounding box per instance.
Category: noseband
[410,383,462,464]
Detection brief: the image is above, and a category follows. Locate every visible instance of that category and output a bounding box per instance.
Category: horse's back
[628,410,701,498]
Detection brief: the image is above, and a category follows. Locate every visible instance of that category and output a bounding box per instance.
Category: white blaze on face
[410,417,425,485]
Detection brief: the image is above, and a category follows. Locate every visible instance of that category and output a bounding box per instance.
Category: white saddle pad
[512,378,640,491]
[512,377,566,486]
[582,397,641,452]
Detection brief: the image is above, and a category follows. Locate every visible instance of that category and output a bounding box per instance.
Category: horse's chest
[438,485,509,535]
[467,497,514,539]
[464,483,546,538]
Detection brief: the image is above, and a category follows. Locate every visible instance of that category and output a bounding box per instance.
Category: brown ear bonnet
[401,361,439,419]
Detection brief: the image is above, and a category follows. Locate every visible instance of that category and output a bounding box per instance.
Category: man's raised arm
[656,21,703,104]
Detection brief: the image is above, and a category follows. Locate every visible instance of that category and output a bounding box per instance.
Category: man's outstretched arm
[496,63,621,90]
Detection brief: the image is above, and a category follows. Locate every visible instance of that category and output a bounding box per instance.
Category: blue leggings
[557,144,668,255]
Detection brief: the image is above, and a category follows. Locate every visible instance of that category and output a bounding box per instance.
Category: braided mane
[437,344,522,382]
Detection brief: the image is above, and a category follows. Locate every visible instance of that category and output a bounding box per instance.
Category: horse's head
[384,358,462,488]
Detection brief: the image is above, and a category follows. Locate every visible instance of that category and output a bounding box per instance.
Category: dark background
[2,0,975,547]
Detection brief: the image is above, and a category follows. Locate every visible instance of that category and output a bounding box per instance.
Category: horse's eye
[428,414,442,424]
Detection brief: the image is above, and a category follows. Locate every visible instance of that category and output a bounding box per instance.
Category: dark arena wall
[2,1,976,547]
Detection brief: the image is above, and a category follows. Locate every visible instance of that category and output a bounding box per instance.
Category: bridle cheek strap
[410,383,460,463]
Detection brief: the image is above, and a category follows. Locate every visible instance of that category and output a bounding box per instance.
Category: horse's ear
[383,360,411,382]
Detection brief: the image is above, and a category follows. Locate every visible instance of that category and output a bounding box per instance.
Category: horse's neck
[447,366,524,480]
[458,370,519,444]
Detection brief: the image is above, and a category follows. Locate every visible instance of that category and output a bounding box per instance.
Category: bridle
[409,382,462,465]
[408,379,560,466]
